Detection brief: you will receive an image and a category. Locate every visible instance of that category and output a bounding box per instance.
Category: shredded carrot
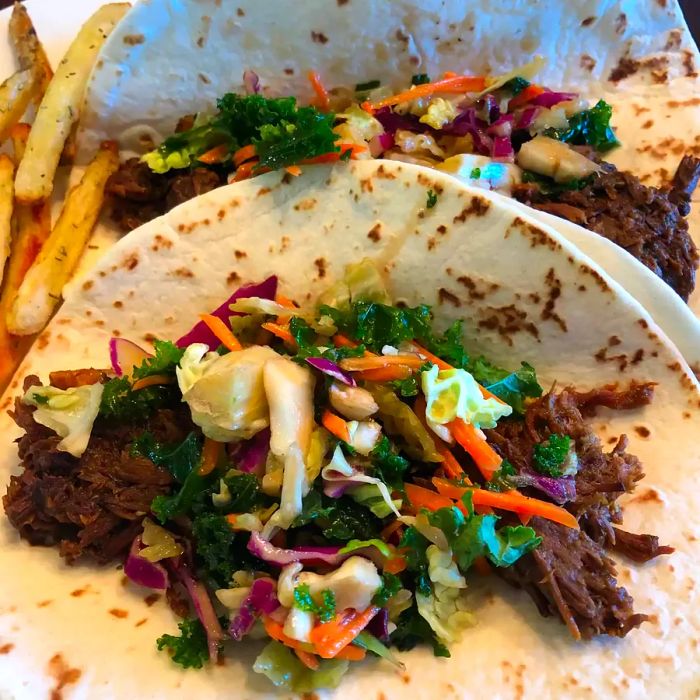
[310,606,379,659]
[303,142,367,164]
[200,314,242,351]
[225,514,238,527]
[508,84,545,110]
[431,477,579,530]
[308,70,330,111]
[334,645,366,661]
[285,165,302,177]
[232,159,258,182]
[448,419,502,480]
[198,143,230,165]
[404,483,454,512]
[233,143,258,167]
[384,555,408,574]
[355,366,413,382]
[340,354,424,372]
[263,616,308,651]
[363,75,486,112]
[274,294,297,325]
[321,409,350,443]
[261,322,295,345]
[198,437,223,476]
[332,334,359,349]
[413,395,466,480]
[295,648,320,670]
[443,71,458,78]
[130,374,173,391]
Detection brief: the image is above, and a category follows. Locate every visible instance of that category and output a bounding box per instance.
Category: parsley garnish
[426,189,438,209]
[132,340,184,380]
[32,393,49,405]
[469,167,481,179]
[533,435,572,477]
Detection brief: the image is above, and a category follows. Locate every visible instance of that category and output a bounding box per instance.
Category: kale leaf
[99,377,176,423]
[502,76,530,96]
[156,618,210,669]
[532,434,572,477]
[372,572,403,607]
[485,460,516,492]
[391,604,450,657]
[132,340,185,380]
[293,584,337,622]
[470,359,542,415]
[399,526,431,597]
[220,472,269,513]
[369,436,409,492]
[521,170,594,195]
[293,490,382,541]
[289,316,366,364]
[546,99,620,152]
[191,513,263,589]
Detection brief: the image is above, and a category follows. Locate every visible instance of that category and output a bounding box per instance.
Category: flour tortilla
[74,0,700,356]
[0,160,698,699]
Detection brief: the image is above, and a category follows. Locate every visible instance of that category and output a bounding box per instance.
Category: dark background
[0,1,697,55]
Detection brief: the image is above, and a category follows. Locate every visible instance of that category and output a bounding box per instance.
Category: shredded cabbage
[317,258,391,310]
[334,104,384,148]
[426,544,466,589]
[478,55,546,96]
[283,606,314,643]
[350,483,402,518]
[216,586,251,610]
[322,445,400,517]
[421,364,512,429]
[139,518,184,562]
[419,97,458,129]
[345,419,381,455]
[229,297,299,317]
[253,640,349,692]
[23,383,104,457]
[416,583,475,645]
[178,344,278,441]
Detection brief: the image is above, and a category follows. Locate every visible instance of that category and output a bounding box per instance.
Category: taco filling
[105,68,699,299]
[3,260,672,692]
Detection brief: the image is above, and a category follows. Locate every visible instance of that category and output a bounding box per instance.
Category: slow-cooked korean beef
[486,383,672,640]
[513,156,700,300]
[2,375,193,564]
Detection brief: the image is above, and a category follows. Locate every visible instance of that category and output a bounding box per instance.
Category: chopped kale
[390,374,420,397]
[156,618,210,669]
[290,316,365,364]
[426,189,438,209]
[411,74,431,85]
[521,169,594,194]
[469,167,482,179]
[533,434,572,477]
[546,99,620,152]
[369,436,409,491]
[144,94,338,174]
[132,340,184,380]
[485,460,517,492]
[391,604,450,657]
[293,490,382,541]
[99,376,177,423]
[372,572,402,607]
[399,526,431,597]
[191,513,263,589]
[502,76,530,96]
[220,473,270,513]
[470,359,542,415]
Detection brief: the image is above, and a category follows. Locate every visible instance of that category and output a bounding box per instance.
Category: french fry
[8,141,119,336]
[9,1,53,104]
[14,3,129,204]
[0,155,15,286]
[0,69,39,143]
[0,126,51,391]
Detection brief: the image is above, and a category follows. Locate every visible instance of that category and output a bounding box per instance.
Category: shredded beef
[499,517,648,640]
[106,158,226,231]
[2,376,193,564]
[486,383,669,639]
[513,158,700,300]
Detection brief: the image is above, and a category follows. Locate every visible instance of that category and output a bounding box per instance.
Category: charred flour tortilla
[0,160,699,699]
[74,0,700,358]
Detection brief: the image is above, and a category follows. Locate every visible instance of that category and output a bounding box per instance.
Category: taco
[75,0,700,310]
[1,160,698,698]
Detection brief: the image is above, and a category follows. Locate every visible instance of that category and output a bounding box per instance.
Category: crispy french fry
[14,3,129,204]
[0,155,15,287]
[9,1,53,104]
[0,69,39,143]
[8,141,119,336]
